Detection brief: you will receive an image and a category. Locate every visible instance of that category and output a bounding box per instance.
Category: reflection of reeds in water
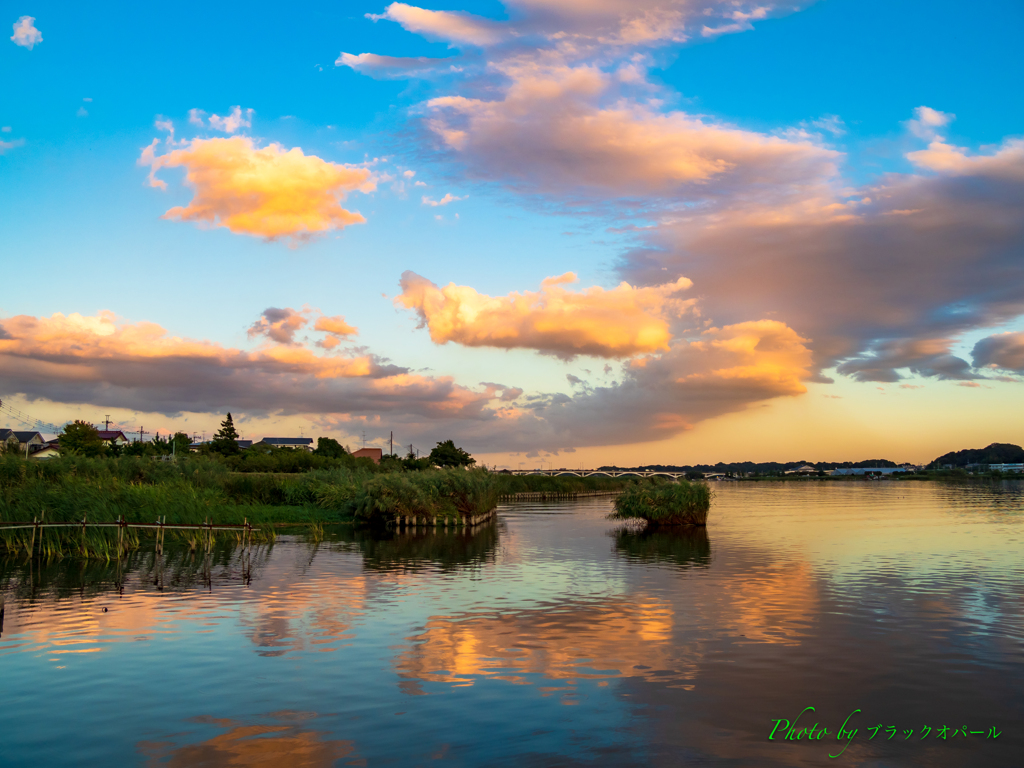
[0,540,273,599]
[614,525,711,570]
[0,523,276,561]
[335,524,499,573]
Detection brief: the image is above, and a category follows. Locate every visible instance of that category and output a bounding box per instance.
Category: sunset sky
[2,0,1023,467]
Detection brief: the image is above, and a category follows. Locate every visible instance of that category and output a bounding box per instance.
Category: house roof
[259,437,313,445]
[13,431,44,443]
[97,431,128,441]
[236,440,253,449]
[0,429,13,441]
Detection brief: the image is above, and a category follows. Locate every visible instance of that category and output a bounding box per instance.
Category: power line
[0,398,65,434]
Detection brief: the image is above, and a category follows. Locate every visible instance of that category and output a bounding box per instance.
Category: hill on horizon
[930,443,1024,468]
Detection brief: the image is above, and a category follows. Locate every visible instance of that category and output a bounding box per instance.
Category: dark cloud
[972,331,1024,373]
[618,148,1024,383]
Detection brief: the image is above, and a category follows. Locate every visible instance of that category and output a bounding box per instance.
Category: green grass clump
[610,479,712,526]
[350,469,499,523]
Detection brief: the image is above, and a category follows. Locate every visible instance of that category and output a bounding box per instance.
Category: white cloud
[209,106,254,134]
[906,106,955,141]
[10,16,42,50]
[0,138,25,154]
[76,106,88,117]
[367,3,505,47]
[810,115,846,136]
[422,193,465,206]
[186,106,255,134]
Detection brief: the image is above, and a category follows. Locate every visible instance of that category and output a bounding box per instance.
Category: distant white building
[989,463,1024,473]
[784,464,819,475]
[830,467,908,476]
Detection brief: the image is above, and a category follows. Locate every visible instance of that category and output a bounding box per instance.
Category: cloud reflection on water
[137,712,356,767]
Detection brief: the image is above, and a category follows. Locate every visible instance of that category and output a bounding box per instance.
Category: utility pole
[362,430,366,449]
[105,415,111,431]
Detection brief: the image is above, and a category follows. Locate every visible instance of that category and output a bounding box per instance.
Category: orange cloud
[248,307,310,345]
[0,311,374,379]
[397,271,695,359]
[139,136,374,241]
[0,311,509,425]
[679,320,814,395]
[314,315,359,338]
[907,137,1024,179]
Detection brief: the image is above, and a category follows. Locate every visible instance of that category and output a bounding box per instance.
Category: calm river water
[1,482,1022,767]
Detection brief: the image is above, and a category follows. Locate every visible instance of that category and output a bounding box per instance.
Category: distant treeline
[598,459,899,475]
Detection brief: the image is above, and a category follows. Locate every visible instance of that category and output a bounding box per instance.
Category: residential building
[256,437,314,452]
[14,431,46,454]
[989,463,1024,473]
[352,447,382,464]
[0,429,17,449]
[97,430,130,447]
[29,440,62,460]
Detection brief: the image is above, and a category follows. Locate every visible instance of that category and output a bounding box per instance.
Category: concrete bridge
[509,469,688,479]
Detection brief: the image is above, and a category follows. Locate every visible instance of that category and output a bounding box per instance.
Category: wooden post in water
[30,516,37,557]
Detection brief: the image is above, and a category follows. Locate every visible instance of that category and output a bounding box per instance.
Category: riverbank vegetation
[610,479,712,527]
[0,453,639,557]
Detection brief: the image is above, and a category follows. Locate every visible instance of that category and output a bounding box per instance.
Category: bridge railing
[507,469,686,479]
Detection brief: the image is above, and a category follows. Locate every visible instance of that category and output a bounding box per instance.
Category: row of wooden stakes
[393,509,498,529]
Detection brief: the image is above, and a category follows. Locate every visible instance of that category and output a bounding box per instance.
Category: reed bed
[609,479,713,526]
[1,454,643,558]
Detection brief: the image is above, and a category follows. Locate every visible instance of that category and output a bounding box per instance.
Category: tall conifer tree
[210,412,241,455]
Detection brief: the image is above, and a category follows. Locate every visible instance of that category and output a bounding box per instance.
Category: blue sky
[2,0,1023,464]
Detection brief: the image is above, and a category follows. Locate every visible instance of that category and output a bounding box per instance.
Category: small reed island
[609,479,712,527]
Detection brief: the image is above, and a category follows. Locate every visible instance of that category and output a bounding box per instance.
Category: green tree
[171,432,192,456]
[428,439,475,468]
[314,436,346,458]
[59,420,105,457]
[210,412,241,456]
